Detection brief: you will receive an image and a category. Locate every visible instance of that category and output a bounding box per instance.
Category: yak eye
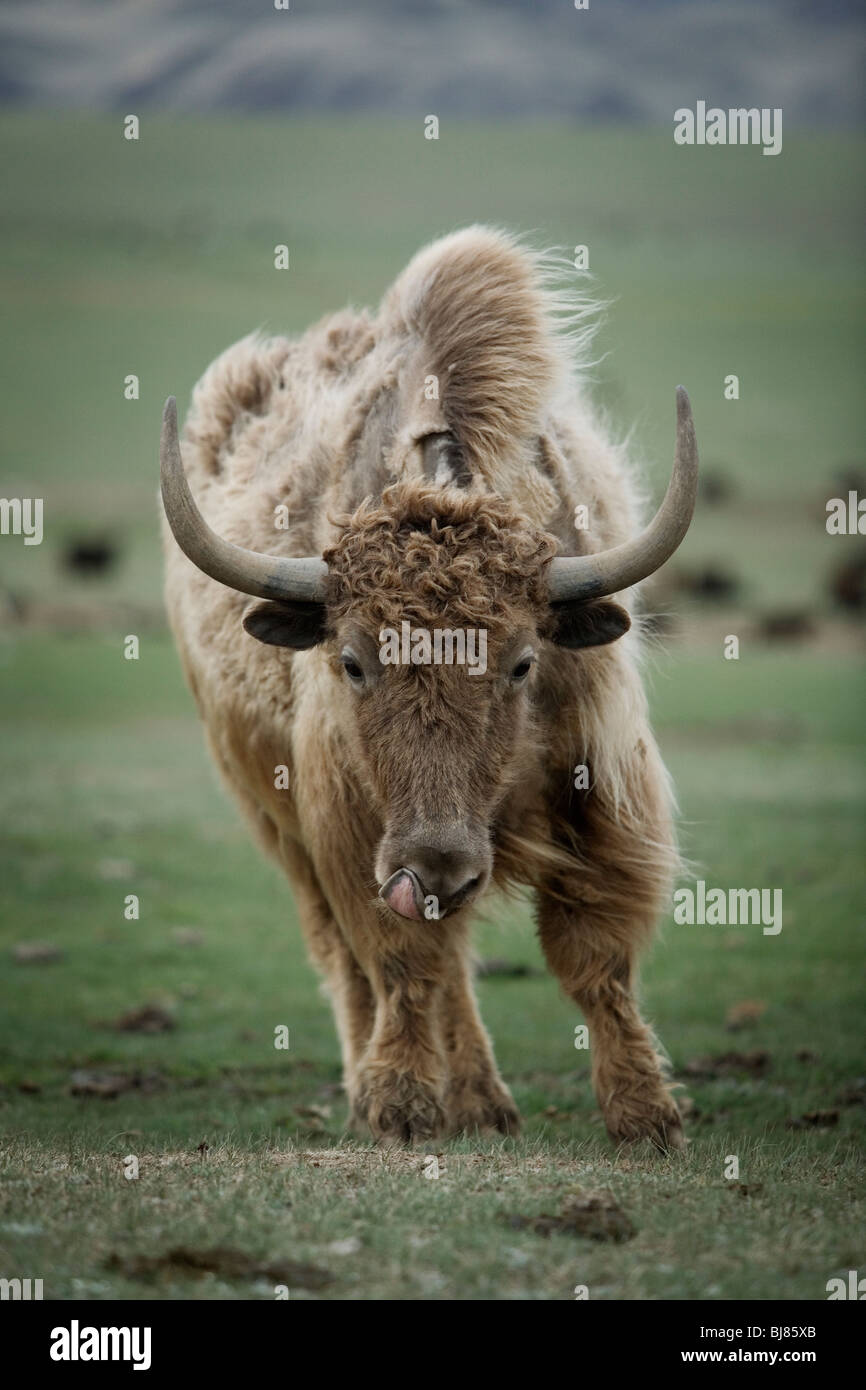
[511,655,534,683]
[341,651,364,684]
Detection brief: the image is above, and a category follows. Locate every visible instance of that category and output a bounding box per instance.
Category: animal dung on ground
[698,468,735,505]
[675,565,740,602]
[107,1246,334,1289]
[831,464,866,496]
[475,957,535,978]
[69,1069,164,1098]
[755,610,816,642]
[725,998,767,1031]
[62,537,119,577]
[837,1079,866,1106]
[828,554,866,610]
[505,1189,635,1243]
[683,1049,771,1078]
[786,1109,839,1130]
[109,1004,176,1033]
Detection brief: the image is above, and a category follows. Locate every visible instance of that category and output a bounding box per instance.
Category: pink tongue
[382,870,421,920]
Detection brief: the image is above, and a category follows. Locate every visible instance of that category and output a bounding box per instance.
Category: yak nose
[379,845,487,921]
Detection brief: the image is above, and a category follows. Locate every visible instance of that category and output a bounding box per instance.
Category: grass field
[0,114,864,1300]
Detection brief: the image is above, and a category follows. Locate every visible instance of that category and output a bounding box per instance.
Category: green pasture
[0,114,863,1300]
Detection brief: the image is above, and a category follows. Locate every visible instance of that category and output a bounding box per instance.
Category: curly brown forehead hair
[323,484,558,637]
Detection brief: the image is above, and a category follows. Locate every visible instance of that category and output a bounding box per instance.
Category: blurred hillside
[0,0,863,124]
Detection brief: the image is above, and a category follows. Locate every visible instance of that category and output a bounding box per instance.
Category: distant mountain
[0,0,862,124]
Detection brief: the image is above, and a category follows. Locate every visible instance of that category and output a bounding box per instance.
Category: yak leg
[352,930,521,1143]
[538,917,683,1151]
[348,928,453,1145]
[440,950,521,1136]
[280,840,374,1100]
[536,744,684,1152]
[303,856,450,1143]
[298,802,449,1143]
[287,862,447,1145]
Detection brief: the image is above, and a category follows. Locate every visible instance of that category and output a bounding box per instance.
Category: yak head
[255,484,635,921]
[160,388,697,922]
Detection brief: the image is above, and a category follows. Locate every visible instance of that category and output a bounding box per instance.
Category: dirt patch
[682,1050,771,1078]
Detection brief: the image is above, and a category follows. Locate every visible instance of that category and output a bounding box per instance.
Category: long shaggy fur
[162,226,685,1151]
[324,484,558,636]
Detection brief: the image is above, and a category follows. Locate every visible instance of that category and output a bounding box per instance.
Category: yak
[160,227,698,1150]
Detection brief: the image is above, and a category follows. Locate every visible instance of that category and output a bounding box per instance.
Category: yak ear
[243,599,328,650]
[550,599,631,650]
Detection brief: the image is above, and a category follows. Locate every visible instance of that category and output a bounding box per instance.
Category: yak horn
[160,397,327,603]
[548,386,698,603]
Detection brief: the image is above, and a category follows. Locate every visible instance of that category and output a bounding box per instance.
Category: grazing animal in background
[160,227,698,1149]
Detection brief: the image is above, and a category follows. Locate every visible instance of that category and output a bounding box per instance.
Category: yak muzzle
[378,853,486,922]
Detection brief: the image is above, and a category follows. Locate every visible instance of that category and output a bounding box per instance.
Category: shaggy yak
[160,227,698,1150]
